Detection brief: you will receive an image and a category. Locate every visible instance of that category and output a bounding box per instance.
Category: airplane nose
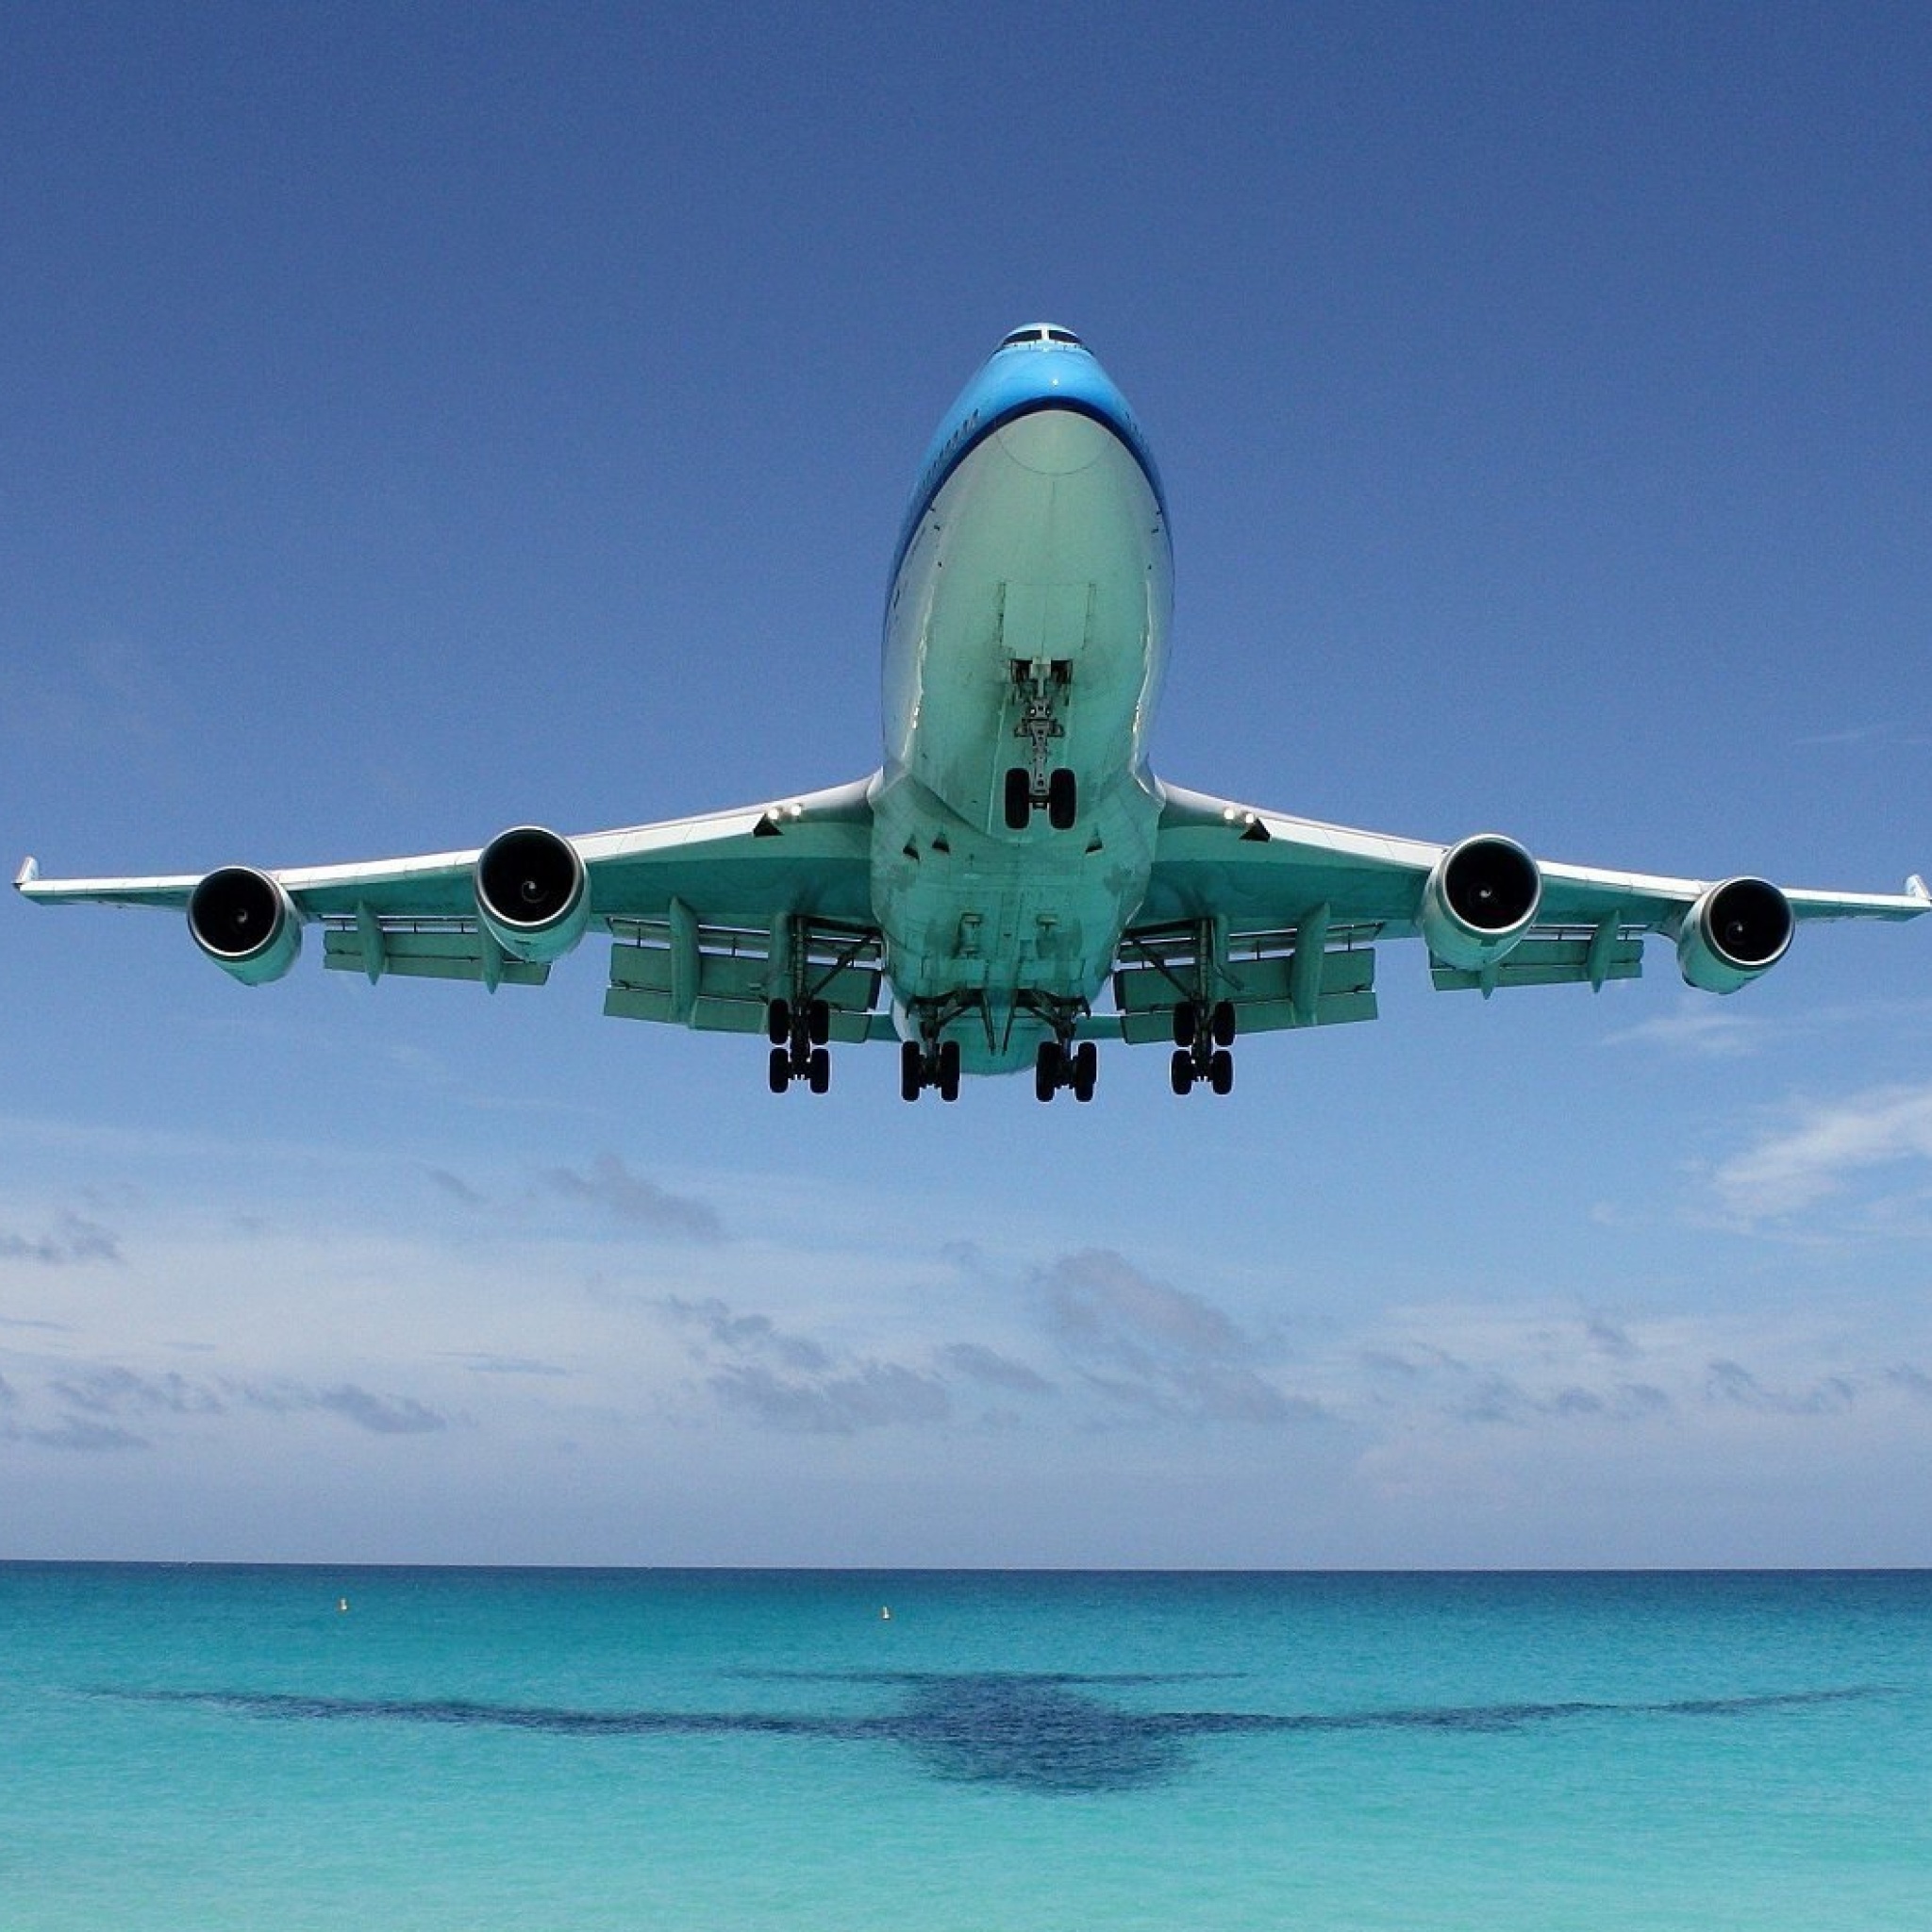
[995,408,1109,477]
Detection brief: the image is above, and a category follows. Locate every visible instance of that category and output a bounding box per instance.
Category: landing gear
[1003,658,1077,832]
[900,1036,961,1103]
[1001,763,1078,831]
[1169,999,1237,1096]
[1035,1037,1097,1103]
[765,996,834,1093]
[766,996,830,1046]
[1169,1047,1232,1095]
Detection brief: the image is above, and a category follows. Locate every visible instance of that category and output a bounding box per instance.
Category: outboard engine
[1418,834,1541,971]
[474,825,591,963]
[1676,876,1792,992]
[187,866,303,985]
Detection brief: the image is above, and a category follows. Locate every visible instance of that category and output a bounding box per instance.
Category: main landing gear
[1169,1000,1236,1096]
[900,1037,962,1103]
[1035,1037,1098,1104]
[766,996,831,1094]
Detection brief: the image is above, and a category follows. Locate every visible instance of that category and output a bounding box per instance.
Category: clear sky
[4,2,1928,1566]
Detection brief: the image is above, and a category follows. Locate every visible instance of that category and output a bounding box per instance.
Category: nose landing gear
[1003,659,1077,830]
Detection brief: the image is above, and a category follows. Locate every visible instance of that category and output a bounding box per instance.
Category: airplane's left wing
[17,776,888,1050]
[1121,780,1927,1049]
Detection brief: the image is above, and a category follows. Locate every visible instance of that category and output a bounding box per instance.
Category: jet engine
[474,825,591,963]
[1418,834,1541,971]
[1676,876,1792,993]
[187,866,303,985]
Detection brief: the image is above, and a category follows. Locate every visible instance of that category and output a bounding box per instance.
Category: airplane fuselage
[868,327,1174,1073]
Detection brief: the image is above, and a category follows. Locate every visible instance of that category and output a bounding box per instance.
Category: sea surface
[3,1566,1927,1930]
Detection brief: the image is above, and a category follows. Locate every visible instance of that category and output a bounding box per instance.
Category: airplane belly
[882,410,1170,810]
[872,407,1172,1073]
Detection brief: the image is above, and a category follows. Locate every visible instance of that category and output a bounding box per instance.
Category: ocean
[3,1566,1926,1929]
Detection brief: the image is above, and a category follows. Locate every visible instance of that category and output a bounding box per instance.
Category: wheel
[900,1041,924,1103]
[1211,1000,1237,1047]
[1035,1040,1061,1102]
[1172,1004,1196,1048]
[766,998,791,1046]
[1170,1049,1194,1095]
[808,1046,831,1093]
[938,1038,961,1102]
[1073,1040,1097,1103]
[769,1046,791,1093]
[1046,767,1077,830]
[808,998,831,1045]
[1209,1047,1234,1095]
[1004,766,1032,831]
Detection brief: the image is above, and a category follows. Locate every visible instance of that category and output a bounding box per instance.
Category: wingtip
[14,856,38,891]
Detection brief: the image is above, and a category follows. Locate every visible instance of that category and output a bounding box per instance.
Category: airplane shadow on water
[102,1671,1887,1796]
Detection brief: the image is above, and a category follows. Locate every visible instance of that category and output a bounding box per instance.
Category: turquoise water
[4,1568,1927,1929]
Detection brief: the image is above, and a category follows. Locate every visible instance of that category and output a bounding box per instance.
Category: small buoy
[338,1597,350,1614]
[880,1606,891,1621]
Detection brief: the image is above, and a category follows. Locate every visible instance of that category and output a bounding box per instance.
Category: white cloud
[1601,1000,1765,1058]
[1709,1082,1932,1223]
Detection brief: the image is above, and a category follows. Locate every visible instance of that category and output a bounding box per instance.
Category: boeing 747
[18,325,1927,1101]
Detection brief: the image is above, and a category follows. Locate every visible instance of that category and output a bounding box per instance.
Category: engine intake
[1677,876,1792,993]
[475,825,590,963]
[187,866,303,985]
[1419,834,1541,971]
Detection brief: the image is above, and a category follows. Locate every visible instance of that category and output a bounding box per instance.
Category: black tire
[808,998,831,1046]
[1004,767,1032,831]
[1170,1049,1193,1095]
[1047,767,1077,830]
[1172,1004,1196,1048]
[808,1046,831,1094]
[900,1041,924,1103]
[767,998,791,1046]
[1035,1041,1060,1102]
[1209,1048,1234,1095]
[1211,1000,1237,1047]
[938,1038,961,1102]
[769,1046,791,1093]
[1073,1041,1097,1103]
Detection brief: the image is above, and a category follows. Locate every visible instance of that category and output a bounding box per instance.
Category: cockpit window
[1000,325,1085,349]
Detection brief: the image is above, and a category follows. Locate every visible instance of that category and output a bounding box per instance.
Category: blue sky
[4,2,1928,1566]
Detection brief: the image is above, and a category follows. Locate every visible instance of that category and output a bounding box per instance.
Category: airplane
[17,324,1928,1104]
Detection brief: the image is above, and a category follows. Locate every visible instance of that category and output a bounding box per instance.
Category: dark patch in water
[101,1674,1886,1796]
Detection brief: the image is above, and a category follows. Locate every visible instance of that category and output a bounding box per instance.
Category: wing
[16,776,889,1042]
[1119,780,1928,1043]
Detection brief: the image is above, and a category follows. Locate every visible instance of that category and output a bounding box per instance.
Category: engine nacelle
[475,824,591,963]
[1676,876,1792,993]
[1418,834,1541,971]
[187,866,303,985]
